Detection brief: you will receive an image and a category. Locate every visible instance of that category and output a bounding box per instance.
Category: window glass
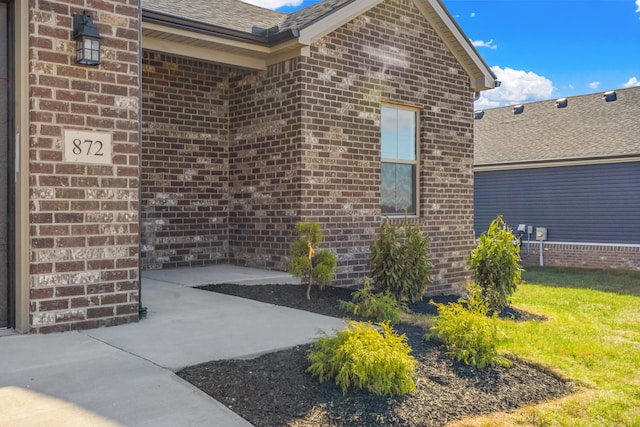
[381,107,416,161]
[381,107,397,159]
[397,109,416,161]
[381,163,416,214]
[380,106,417,215]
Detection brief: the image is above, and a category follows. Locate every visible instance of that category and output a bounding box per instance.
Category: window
[381,106,418,215]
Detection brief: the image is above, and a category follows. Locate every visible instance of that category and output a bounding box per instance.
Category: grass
[446,266,640,427]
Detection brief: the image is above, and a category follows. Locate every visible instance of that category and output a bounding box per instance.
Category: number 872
[72,138,104,156]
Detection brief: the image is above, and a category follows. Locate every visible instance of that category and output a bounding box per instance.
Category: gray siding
[474,162,640,244]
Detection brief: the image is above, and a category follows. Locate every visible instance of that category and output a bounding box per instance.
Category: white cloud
[589,81,601,89]
[470,12,476,17]
[241,0,303,9]
[472,39,497,50]
[636,0,640,12]
[624,76,640,87]
[475,66,554,108]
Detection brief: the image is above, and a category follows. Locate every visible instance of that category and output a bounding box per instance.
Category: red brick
[87,306,115,319]
[37,324,72,334]
[56,285,87,297]
[39,299,69,311]
[70,296,100,308]
[55,261,86,273]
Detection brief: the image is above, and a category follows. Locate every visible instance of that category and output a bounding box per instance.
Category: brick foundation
[521,241,640,271]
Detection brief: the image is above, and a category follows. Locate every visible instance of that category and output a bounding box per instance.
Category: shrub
[288,222,337,300]
[307,321,417,396]
[469,216,523,312]
[368,218,432,303]
[427,283,511,369]
[339,277,406,324]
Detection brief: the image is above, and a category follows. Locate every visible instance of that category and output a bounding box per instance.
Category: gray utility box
[535,227,548,241]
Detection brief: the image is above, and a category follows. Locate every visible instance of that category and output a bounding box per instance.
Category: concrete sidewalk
[0,266,345,426]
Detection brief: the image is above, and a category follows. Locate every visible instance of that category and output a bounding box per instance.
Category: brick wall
[227,60,304,270]
[295,0,475,292]
[522,241,640,271]
[140,0,476,294]
[28,0,140,332]
[141,51,230,269]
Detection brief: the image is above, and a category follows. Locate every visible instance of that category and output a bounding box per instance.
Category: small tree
[368,218,432,303]
[339,276,405,324]
[469,216,523,312]
[288,221,337,301]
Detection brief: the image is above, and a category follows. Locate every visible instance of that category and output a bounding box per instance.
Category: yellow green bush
[307,321,417,396]
[427,284,511,369]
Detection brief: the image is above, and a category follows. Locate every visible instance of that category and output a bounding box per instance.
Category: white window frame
[380,104,420,217]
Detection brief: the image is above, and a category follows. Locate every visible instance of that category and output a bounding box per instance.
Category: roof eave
[142,9,299,46]
[414,0,496,91]
[142,0,497,91]
[142,8,305,70]
[474,155,640,171]
[296,0,496,92]
[296,0,385,45]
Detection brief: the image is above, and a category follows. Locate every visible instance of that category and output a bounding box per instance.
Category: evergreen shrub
[339,277,405,324]
[369,218,432,303]
[469,216,523,311]
[307,321,417,396]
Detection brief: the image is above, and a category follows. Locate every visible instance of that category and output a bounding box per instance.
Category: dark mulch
[178,284,570,427]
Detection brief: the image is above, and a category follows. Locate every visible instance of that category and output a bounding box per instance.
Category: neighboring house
[2,0,495,333]
[474,86,640,270]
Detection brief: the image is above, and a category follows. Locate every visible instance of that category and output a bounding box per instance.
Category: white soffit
[142,22,304,70]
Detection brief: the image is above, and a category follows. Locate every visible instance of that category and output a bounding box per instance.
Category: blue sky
[243,0,640,107]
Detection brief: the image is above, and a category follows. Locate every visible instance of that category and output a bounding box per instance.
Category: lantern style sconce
[73,11,101,66]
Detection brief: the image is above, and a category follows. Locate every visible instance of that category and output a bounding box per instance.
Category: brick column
[28,0,140,333]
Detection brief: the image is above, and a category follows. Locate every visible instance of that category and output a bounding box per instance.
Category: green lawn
[483,266,640,427]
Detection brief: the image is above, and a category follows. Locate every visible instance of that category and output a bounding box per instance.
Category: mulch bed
[177,284,570,427]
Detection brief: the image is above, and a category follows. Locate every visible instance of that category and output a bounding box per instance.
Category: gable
[141,0,496,91]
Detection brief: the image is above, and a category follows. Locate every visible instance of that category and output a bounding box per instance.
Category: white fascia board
[297,0,385,45]
[414,0,496,91]
[474,156,640,172]
[142,22,308,70]
[143,22,272,54]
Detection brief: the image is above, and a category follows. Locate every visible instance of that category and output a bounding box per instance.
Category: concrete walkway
[0,266,345,426]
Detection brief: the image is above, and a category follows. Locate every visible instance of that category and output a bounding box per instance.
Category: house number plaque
[64,130,112,165]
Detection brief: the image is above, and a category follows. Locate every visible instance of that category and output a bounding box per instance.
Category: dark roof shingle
[474,86,640,166]
[142,0,354,35]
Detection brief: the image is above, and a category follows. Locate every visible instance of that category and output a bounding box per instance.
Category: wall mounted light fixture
[73,11,101,66]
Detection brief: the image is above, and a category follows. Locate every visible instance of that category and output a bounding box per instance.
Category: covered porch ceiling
[142,11,306,71]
